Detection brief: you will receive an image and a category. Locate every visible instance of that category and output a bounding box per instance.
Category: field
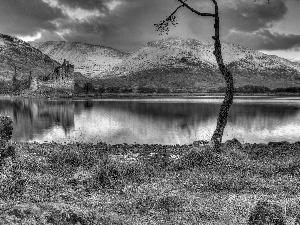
[1,140,300,224]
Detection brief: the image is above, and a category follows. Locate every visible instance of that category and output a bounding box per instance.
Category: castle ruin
[41,59,74,81]
[53,59,74,80]
[34,59,75,96]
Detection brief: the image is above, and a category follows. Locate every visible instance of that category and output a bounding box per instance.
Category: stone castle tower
[53,59,74,80]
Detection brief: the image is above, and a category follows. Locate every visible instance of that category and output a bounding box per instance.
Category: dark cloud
[56,0,110,11]
[0,0,298,54]
[219,0,287,32]
[225,29,300,50]
[52,0,293,52]
[0,0,66,36]
[55,0,187,51]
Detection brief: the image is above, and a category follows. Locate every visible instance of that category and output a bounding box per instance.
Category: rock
[224,138,243,149]
[248,201,286,225]
[0,145,15,160]
[268,141,289,148]
[193,140,209,147]
[294,141,300,146]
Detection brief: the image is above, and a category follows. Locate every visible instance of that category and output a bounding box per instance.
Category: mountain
[0,34,59,83]
[30,41,127,78]
[32,37,300,92]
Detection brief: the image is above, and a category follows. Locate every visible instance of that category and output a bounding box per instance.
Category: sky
[0,0,299,61]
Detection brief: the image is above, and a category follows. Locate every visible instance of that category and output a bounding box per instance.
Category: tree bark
[210,0,235,152]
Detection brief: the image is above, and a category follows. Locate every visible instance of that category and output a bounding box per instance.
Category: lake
[1,96,300,145]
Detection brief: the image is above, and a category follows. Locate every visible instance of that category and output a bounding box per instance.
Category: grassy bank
[1,140,300,224]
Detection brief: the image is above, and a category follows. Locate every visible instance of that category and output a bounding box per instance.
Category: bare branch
[167,4,185,21]
[177,0,215,17]
[154,0,215,35]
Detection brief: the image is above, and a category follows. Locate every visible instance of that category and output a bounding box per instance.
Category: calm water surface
[1,96,300,144]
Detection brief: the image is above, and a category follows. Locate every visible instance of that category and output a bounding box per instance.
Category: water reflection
[0,99,74,142]
[0,97,300,144]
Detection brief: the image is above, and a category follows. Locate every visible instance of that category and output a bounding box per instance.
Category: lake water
[1,96,300,145]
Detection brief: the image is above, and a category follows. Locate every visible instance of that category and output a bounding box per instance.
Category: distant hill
[30,41,127,78]
[0,34,59,82]
[30,37,300,93]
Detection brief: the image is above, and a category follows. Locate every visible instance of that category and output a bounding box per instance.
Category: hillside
[103,38,300,90]
[107,38,300,76]
[0,34,59,82]
[32,37,300,93]
[30,41,127,78]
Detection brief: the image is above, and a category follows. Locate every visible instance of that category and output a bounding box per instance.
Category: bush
[105,87,120,93]
[119,87,132,93]
[137,87,156,93]
[83,82,94,94]
[74,83,82,93]
[97,87,105,94]
[272,87,300,93]
[236,85,270,93]
[155,196,184,214]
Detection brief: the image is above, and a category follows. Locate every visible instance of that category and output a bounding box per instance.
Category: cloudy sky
[0,0,299,61]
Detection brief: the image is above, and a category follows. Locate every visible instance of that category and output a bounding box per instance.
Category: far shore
[1,92,300,100]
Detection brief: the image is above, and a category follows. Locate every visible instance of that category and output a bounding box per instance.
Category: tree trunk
[155,0,235,152]
[210,1,235,152]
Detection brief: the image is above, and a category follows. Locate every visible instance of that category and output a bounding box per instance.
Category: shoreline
[1,92,300,101]
[12,139,300,150]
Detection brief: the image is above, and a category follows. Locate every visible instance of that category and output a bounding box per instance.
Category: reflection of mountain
[68,100,300,144]
[81,100,300,131]
[1,98,300,144]
[0,98,74,141]
[32,38,300,92]
[228,103,300,130]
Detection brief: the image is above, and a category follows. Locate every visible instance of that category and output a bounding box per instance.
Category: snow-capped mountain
[31,37,300,90]
[0,34,59,82]
[30,41,127,78]
[107,37,300,76]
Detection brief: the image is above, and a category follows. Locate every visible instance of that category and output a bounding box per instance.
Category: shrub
[74,83,82,93]
[236,85,270,93]
[248,201,285,225]
[120,87,133,93]
[105,87,120,93]
[83,82,94,94]
[272,86,300,93]
[155,196,184,214]
[137,87,156,93]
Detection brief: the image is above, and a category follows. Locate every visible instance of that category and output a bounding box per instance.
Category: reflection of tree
[84,101,93,109]
[95,101,220,120]
[1,98,300,144]
[228,103,300,131]
[82,100,300,138]
[0,99,75,141]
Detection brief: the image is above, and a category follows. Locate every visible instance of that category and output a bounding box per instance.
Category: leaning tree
[155,0,270,152]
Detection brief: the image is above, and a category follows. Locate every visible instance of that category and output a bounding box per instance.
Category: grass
[1,141,300,224]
